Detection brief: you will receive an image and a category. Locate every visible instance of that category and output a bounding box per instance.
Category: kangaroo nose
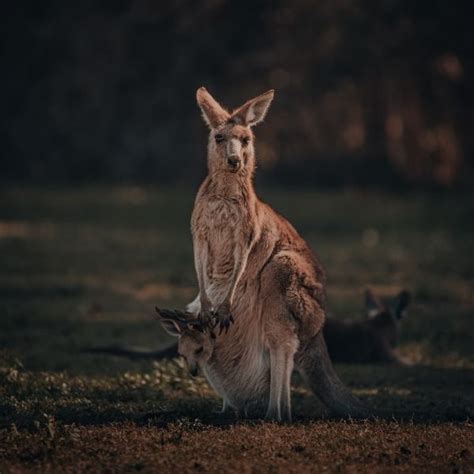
[227,156,240,168]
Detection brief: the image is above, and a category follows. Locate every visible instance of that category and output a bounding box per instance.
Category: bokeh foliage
[2,0,473,187]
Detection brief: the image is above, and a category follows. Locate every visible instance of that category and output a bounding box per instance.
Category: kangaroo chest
[193,196,252,280]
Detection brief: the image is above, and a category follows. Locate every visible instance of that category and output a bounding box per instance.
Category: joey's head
[155,308,214,376]
[365,289,411,347]
[196,87,274,177]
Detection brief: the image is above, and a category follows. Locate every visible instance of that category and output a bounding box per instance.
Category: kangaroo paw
[198,309,217,327]
[215,307,234,334]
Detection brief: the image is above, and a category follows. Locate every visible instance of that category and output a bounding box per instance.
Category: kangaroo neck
[206,170,256,200]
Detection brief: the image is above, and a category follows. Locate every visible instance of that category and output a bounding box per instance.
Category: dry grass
[0,186,473,472]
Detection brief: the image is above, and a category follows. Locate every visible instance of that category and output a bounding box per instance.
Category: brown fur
[156,308,368,420]
[325,289,411,365]
[84,290,411,367]
[178,88,367,420]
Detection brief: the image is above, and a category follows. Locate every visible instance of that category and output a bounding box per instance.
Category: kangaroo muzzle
[226,139,242,172]
[227,155,241,171]
[188,361,198,377]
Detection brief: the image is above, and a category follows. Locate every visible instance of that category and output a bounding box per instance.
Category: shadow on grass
[1,362,472,432]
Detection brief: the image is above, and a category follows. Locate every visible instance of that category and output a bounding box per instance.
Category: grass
[0,185,473,472]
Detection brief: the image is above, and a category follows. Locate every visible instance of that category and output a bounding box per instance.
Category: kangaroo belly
[203,342,270,410]
[206,227,235,280]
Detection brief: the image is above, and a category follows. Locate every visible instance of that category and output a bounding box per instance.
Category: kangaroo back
[296,332,369,418]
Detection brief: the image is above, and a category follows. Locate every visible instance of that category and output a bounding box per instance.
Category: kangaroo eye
[242,137,250,146]
[215,134,225,144]
[195,347,204,355]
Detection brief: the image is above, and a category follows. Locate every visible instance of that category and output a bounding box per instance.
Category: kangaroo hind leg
[281,350,294,422]
[266,348,284,421]
[265,339,297,422]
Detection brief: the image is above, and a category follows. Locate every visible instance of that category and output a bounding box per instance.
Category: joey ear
[159,319,183,336]
[231,89,274,127]
[155,307,183,337]
[365,288,381,318]
[395,290,411,320]
[196,87,230,129]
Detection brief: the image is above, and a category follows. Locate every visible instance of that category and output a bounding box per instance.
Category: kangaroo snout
[227,155,241,171]
[189,364,198,377]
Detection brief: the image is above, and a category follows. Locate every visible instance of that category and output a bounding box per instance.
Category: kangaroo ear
[159,319,182,336]
[155,307,183,337]
[365,288,381,318]
[196,87,230,129]
[231,90,274,127]
[395,290,411,320]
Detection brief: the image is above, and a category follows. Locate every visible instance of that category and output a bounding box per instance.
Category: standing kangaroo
[183,87,366,421]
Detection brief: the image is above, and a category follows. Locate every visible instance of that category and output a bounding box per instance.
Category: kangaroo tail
[296,332,370,418]
[81,342,178,360]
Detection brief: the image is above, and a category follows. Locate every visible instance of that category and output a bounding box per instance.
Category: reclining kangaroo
[180,87,366,421]
[325,289,411,365]
[85,289,412,366]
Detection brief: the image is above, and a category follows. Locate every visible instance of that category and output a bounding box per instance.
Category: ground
[0,186,473,473]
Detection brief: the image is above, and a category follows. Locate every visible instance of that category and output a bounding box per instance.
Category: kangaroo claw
[198,309,216,327]
[218,315,233,335]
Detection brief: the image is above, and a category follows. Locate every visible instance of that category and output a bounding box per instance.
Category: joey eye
[215,134,225,144]
[242,137,250,146]
[195,347,204,355]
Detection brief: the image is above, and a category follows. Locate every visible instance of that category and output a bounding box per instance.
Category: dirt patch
[1,421,473,473]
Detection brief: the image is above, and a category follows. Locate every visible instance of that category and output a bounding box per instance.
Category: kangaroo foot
[264,407,282,423]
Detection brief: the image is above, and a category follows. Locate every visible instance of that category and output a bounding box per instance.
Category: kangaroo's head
[196,87,274,177]
[155,309,214,376]
[365,289,411,347]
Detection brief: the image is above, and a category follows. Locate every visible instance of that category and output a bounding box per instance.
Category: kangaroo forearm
[193,239,210,305]
[222,243,253,306]
[195,262,207,300]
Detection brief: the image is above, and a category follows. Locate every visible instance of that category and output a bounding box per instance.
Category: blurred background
[1,3,474,459]
[2,0,473,188]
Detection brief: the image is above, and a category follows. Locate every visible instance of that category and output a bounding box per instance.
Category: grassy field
[0,186,473,472]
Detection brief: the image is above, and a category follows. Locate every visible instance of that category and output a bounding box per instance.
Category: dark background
[2,0,473,188]
[1,3,474,470]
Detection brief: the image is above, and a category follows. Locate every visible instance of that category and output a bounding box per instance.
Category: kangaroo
[325,289,411,365]
[84,289,412,366]
[155,308,367,420]
[181,87,367,420]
